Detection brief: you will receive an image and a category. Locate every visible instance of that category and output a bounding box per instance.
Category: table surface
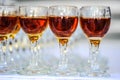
[0,74,120,80]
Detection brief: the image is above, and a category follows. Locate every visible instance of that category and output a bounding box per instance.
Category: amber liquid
[80,17,111,37]
[9,17,21,39]
[49,16,78,45]
[0,16,17,35]
[49,16,78,37]
[20,17,48,43]
[10,25,21,39]
[0,36,8,41]
[13,18,21,34]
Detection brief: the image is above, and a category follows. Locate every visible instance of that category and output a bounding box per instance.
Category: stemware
[0,5,18,73]
[7,23,21,73]
[19,6,48,75]
[49,5,78,76]
[80,6,111,77]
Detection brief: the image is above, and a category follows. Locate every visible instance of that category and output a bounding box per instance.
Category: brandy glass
[0,5,18,73]
[8,19,21,73]
[80,6,111,77]
[19,6,48,75]
[49,5,78,76]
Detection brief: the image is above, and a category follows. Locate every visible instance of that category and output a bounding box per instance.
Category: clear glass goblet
[19,6,48,75]
[0,5,18,74]
[49,5,79,76]
[80,6,111,77]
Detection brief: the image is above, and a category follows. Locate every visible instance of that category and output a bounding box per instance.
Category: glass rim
[19,6,48,9]
[49,5,78,9]
[80,6,110,9]
[0,5,17,7]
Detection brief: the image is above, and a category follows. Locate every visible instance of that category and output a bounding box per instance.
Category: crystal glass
[80,6,111,77]
[49,5,78,76]
[7,23,21,73]
[0,5,18,73]
[19,6,48,75]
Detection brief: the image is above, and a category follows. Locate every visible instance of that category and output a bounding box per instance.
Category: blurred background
[0,0,120,75]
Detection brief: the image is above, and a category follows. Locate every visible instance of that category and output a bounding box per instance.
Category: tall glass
[49,5,78,76]
[80,6,111,77]
[0,5,18,73]
[19,6,48,75]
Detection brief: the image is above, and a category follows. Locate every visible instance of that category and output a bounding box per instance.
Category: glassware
[49,5,78,76]
[80,6,111,77]
[0,5,18,73]
[19,6,48,75]
[7,22,21,74]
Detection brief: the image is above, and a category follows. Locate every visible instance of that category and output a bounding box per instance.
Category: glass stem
[8,38,14,62]
[29,41,39,67]
[58,40,68,70]
[37,42,42,64]
[2,40,7,67]
[89,39,101,72]
[0,42,4,65]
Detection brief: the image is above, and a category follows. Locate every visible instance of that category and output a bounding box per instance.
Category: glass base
[86,50,110,77]
[85,62,110,77]
[87,70,110,77]
[18,65,50,75]
[49,65,79,76]
[0,67,7,73]
[0,65,10,74]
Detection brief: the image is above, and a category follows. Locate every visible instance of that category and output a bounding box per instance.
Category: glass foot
[87,70,110,77]
[86,55,110,77]
[18,65,49,75]
[0,66,10,74]
[86,63,110,77]
[49,65,79,76]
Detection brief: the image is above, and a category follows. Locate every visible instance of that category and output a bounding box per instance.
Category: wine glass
[80,6,111,77]
[19,6,48,75]
[7,20,21,73]
[49,5,78,76]
[0,5,18,73]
